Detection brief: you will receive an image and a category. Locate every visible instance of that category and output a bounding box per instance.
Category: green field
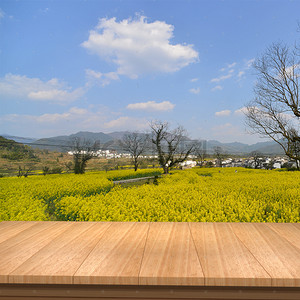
[1,168,299,222]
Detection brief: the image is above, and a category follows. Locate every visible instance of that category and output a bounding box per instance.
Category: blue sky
[0,0,299,144]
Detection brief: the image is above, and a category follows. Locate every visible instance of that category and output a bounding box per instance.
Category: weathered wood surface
[0,221,299,287]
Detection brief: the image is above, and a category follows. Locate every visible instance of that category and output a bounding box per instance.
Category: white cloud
[211,123,247,142]
[211,85,223,91]
[104,116,148,130]
[0,74,84,103]
[228,62,237,69]
[220,63,236,72]
[246,58,255,69]
[190,78,198,82]
[189,87,200,94]
[236,58,255,81]
[0,106,149,137]
[211,73,233,83]
[234,107,248,115]
[237,71,245,78]
[85,69,119,86]
[127,100,175,112]
[0,107,99,135]
[81,16,198,78]
[211,63,235,83]
[215,110,231,117]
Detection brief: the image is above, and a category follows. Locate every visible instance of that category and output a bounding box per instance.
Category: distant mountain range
[1,131,284,155]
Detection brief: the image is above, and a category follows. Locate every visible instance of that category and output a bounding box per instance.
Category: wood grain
[231,223,300,287]
[0,222,72,283]
[9,222,111,284]
[139,222,204,286]
[0,222,69,283]
[0,221,299,288]
[0,221,37,244]
[190,222,271,287]
[266,223,300,250]
[74,222,149,285]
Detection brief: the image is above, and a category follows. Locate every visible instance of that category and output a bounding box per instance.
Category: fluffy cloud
[127,100,175,112]
[0,107,148,137]
[189,87,200,94]
[211,85,223,91]
[234,107,248,115]
[211,71,233,83]
[190,78,198,82]
[215,110,231,117]
[0,108,95,137]
[81,16,198,78]
[85,69,119,86]
[0,74,84,103]
[104,116,148,130]
[227,62,237,69]
[35,107,89,123]
[246,58,255,69]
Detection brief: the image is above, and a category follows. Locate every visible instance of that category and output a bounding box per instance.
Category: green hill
[0,136,37,161]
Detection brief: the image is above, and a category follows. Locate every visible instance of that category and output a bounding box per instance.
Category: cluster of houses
[68,149,130,159]
[206,156,297,169]
[67,149,158,160]
[175,156,298,169]
[68,149,297,170]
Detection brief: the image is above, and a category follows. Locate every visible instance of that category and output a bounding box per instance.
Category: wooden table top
[0,221,299,287]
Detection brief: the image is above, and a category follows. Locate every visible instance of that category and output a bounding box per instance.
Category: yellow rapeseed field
[0,168,299,222]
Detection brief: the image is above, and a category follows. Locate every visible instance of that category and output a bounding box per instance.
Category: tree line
[70,121,205,174]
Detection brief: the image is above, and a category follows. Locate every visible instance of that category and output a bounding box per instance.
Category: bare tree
[119,132,149,171]
[214,146,224,167]
[250,151,263,169]
[18,164,34,177]
[70,138,100,174]
[194,140,207,166]
[245,42,300,169]
[150,121,195,174]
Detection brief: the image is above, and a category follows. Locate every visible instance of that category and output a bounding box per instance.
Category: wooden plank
[0,222,72,283]
[74,222,149,285]
[0,221,300,290]
[266,223,300,250]
[9,222,111,284]
[0,222,59,254]
[139,222,204,286]
[190,222,271,287]
[0,221,37,244]
[231,223,300,287]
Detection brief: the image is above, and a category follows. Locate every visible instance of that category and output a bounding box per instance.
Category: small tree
[250,151,263,169]
[214,146,224,167]
[17,164,34,177]
[150,121,195,174]
[70,138,100,174]
[42,166,50,176]
[194,140,207,166]
[119,132,149,171]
